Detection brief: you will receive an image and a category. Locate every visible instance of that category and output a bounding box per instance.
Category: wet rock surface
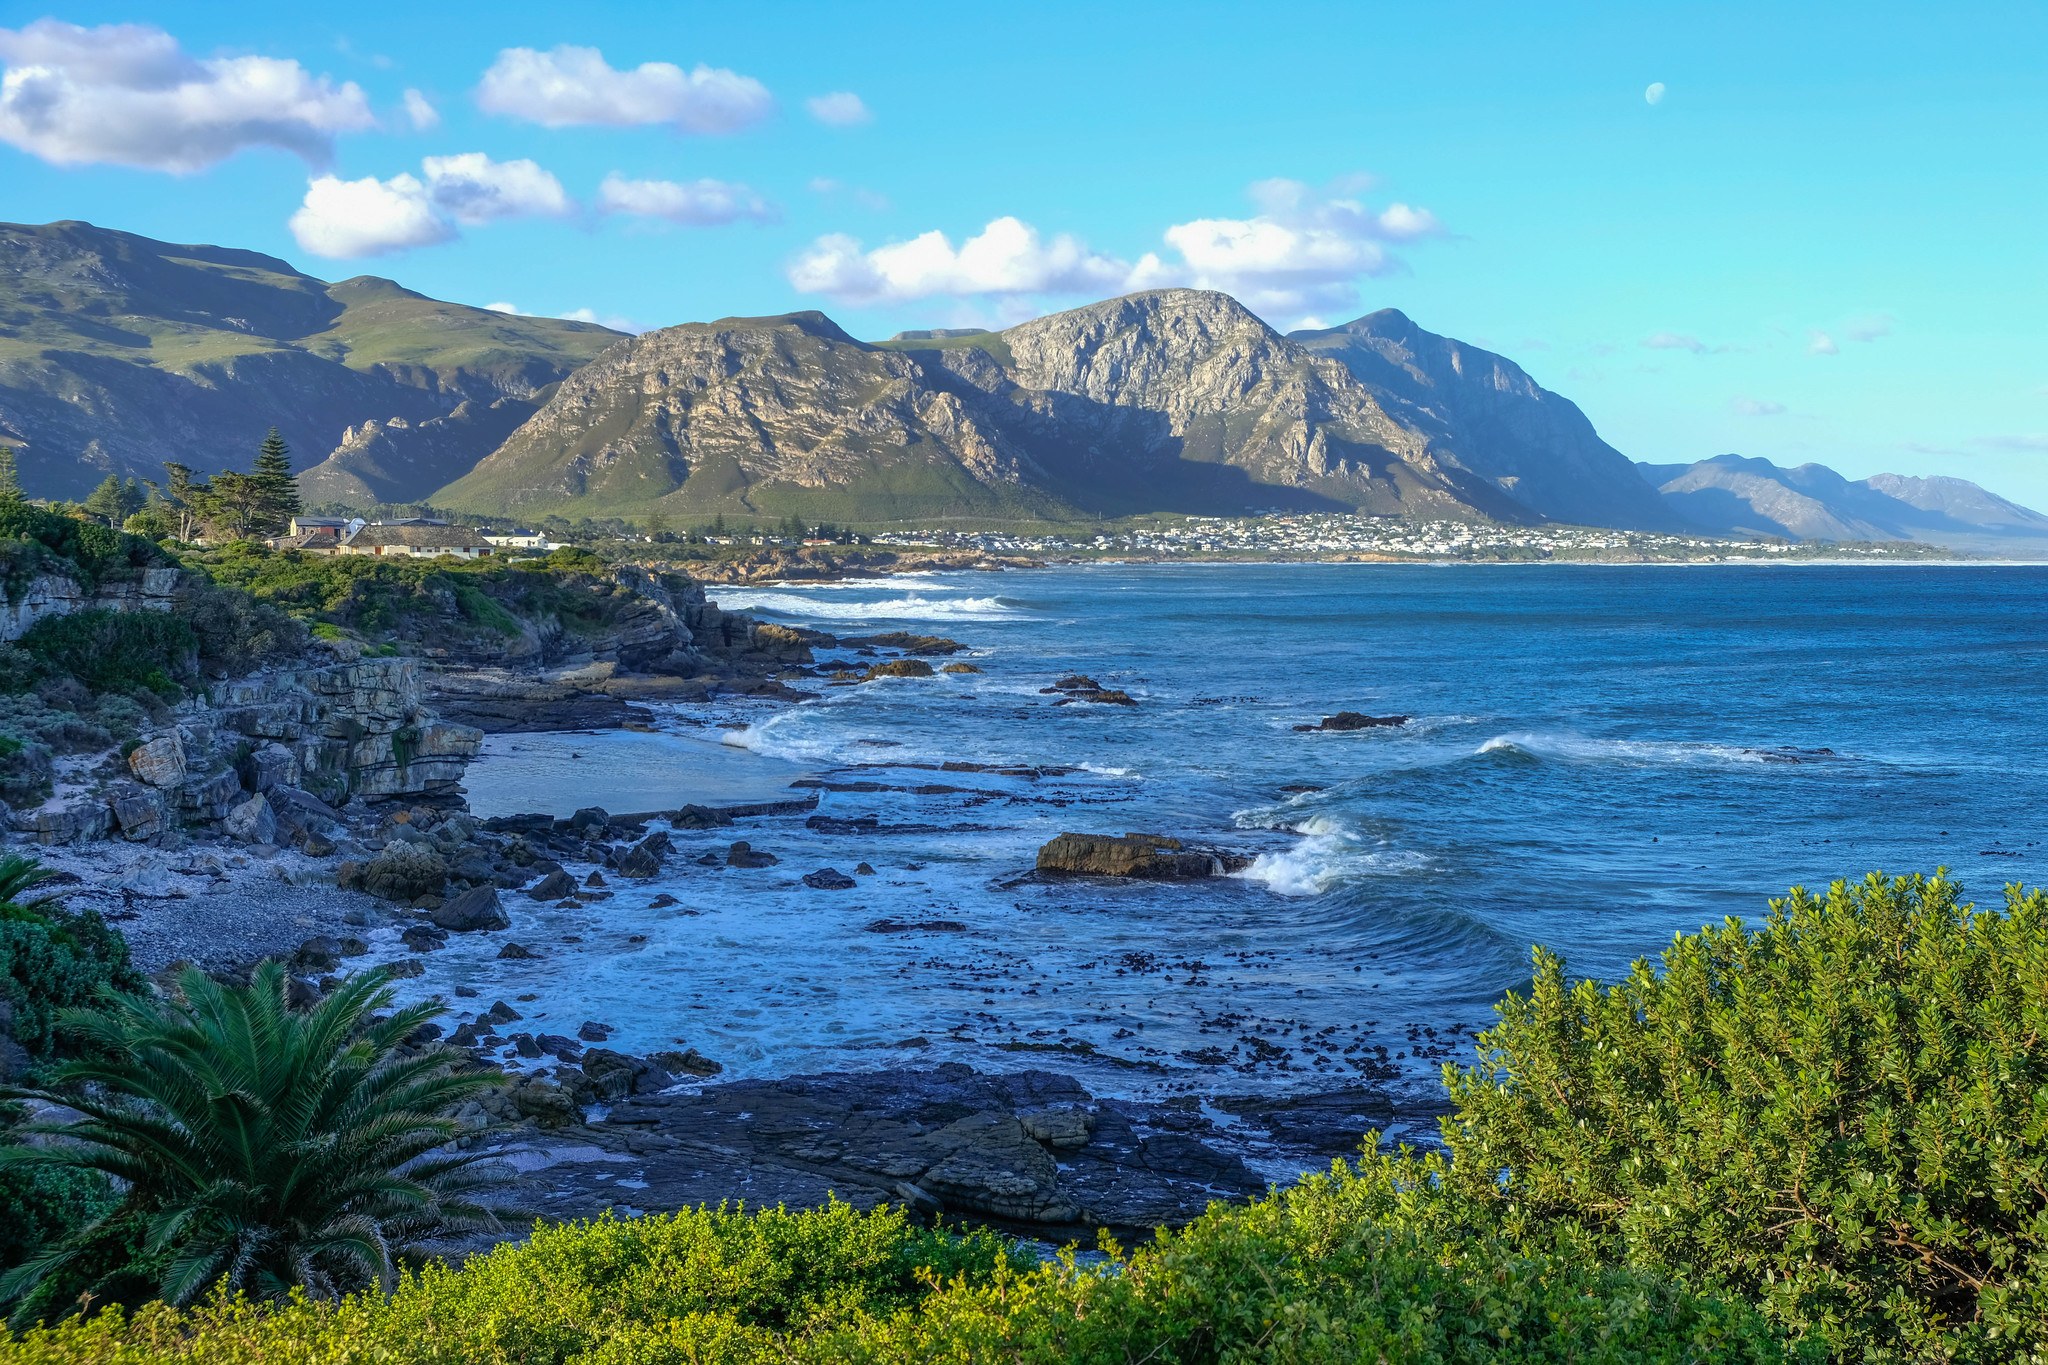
[1036,831,1252,879]
[1293,711,1410,732]
[483,1064,1421,1240]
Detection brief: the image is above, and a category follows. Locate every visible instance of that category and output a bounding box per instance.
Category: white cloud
[1642,331,1708,353]
[1808,329,1839,355]
[805,91,871,126]
[596,173,777,225]
[1645,81,1666,105]
[289,152,571,257]
[558,306,644,333]
[475,45,772,133]
[1844,312,1894,342]
[786,177,1447,318]
[0,18,372,172]
[788,217,1139,306]
[1732,397,1787,416]
[423,151,573,223]
[402,88,439,131]
[289,173,452,257]
[479,300,642,333]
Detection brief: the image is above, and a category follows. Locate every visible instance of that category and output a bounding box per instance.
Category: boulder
[381,957,426,978]
[177,766,245,821]
[497,942,539,960]
[727,841,778,869]
[293,936,343,973]
[431,884,508,932]
[238,742,301,793]
[400,925,447,953]
[223,793,277,845]
[863,658,935,680]
[13,798,110,845]
[616,833,667,879]
[1293,711,1409,732]
[511,1078,578,1128]
[918,1112,1079,1224]
[127,734,187,788]
[1035,832,1247,879]
[940,662,982,674]
[576,1048,641,1102]
[348,844,447,902]
[802,868,857,890]
[108,785,165,842]
[481,1000,522,1026]
[670,804,733,829]
[526,869,576,900]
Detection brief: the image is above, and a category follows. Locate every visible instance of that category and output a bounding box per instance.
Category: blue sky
[5,2,2046,501]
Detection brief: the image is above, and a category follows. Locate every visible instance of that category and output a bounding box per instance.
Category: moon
[1645,82,1667,105]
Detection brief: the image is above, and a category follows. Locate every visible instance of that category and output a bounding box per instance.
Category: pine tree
[0,446,21,503]
[250,427,301,534]
[82,475,128,523]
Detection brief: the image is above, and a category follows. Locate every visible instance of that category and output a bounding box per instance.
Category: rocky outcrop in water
[1036,832,1250,880]
[421,567,816,732]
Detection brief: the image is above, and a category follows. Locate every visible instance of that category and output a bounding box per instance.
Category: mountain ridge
[1636,454,2048,551]
[0,219,621,499]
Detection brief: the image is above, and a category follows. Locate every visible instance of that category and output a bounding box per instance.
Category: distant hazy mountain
[1289,310,1688,531]
[0,220,620,500]
[1637,454,2048,551]
[439,290,1535,524]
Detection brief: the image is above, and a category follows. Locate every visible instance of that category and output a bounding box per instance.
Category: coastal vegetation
[0,963,503,1325]
[0,869,2036,1361]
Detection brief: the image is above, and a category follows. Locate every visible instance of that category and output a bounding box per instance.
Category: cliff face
[1289,310,1688,531]
[0,565,182,640]
[15,656,482,845]
[438,292,1534,524]
[435,312,1069,523]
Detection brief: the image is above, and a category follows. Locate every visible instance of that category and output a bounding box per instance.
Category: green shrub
[15,612,194,697]
[1429,872,2048,1362]
[0,1192,1795,1363]
[0,506,159,592]
[0,858,139,1058]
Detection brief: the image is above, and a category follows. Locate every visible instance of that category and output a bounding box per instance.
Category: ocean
[442,562,2048,1109]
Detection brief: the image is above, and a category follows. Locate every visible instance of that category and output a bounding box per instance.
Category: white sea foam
[713,591,1029,623]
[1476,731,1779,766]
[1231,812,1427,896]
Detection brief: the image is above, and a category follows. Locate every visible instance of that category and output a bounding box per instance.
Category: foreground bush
[0,1192,1796,1364]
[1431,872,2048,1362]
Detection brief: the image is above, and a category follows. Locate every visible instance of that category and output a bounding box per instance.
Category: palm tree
[0,962,504,1314]
[0,854,62,920]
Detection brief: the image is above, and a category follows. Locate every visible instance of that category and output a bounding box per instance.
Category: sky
[3,2,2046,502]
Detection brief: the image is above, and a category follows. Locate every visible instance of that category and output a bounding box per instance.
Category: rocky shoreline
[11,562,1445,1244]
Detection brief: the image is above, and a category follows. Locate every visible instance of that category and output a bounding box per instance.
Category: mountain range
[2,219,2041,551]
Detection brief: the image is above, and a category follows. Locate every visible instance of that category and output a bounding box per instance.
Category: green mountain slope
[0,220,621,500]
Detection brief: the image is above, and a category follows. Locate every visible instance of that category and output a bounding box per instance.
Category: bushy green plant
[0,964,503,1318]
[14,611,195,696]
[1428,872,2048,1362]
[0,1194,1795,1363]
[0,856,139,1058]
[0,506,160,592]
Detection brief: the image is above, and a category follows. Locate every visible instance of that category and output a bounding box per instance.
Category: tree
[249,428,300,535]
[0,447,21,503]
[644,511,668,541]
[154,464,210,543]
[80,477,142,525]
[0,962,505,1316]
